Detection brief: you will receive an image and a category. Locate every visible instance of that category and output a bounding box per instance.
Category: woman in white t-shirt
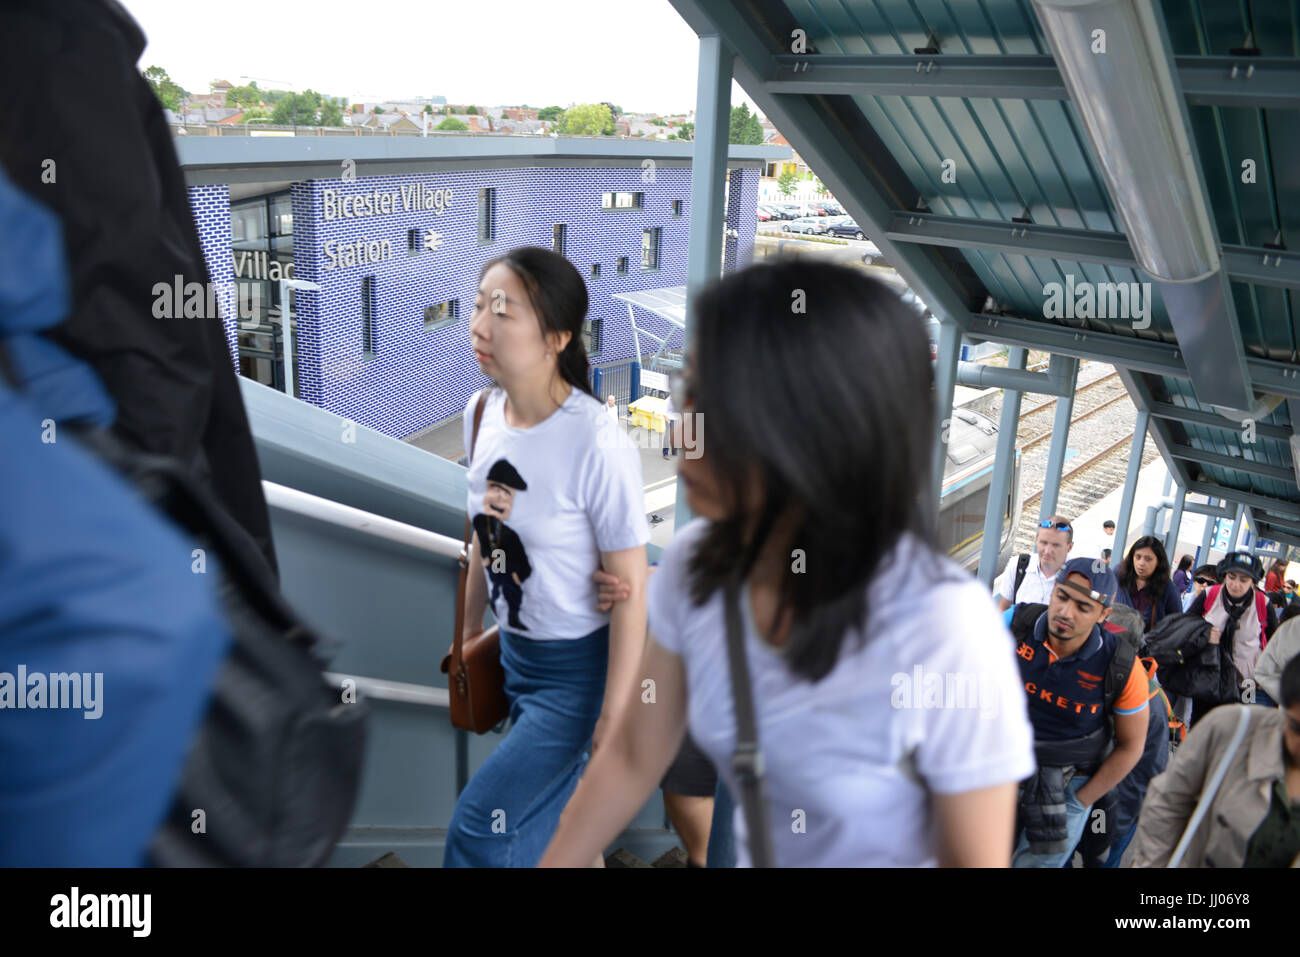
[443,247,650,868]
[541,259,1035,867]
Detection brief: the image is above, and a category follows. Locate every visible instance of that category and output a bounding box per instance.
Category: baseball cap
[1217,552,1263,581]
[1055,557,1118,607]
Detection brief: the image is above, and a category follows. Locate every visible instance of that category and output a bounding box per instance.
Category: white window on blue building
[424,300,458,332]
[601,191,643,210]
[361,276,377,355]
[641,227,661,269]
[478,188,496,242]
[553,224,567,257]
[582,318,602,356]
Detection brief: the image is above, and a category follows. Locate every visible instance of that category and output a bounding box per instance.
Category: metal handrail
[262,481,463,560]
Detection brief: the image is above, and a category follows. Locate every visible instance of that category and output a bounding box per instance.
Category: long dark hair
[1176,554,1193,574]
[477,246,594,399]
[685,258,950,683]
[1118,535,1172,599]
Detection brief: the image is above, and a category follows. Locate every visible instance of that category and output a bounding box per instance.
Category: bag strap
[723,579,775,868]
[451,391,490,673]
[1167,705,1253,867]
[1013,552,1031,598]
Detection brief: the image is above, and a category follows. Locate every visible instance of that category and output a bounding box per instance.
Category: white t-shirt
[463,387,649,639]
[996,553,1062,606]
[648,519,1035,867]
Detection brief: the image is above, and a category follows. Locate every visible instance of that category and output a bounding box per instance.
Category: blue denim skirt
[442,624,609,867]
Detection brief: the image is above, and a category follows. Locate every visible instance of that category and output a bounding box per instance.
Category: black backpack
[75,427,369,866]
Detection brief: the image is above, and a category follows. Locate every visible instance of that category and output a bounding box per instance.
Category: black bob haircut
[683,258,955,683]
[1281,652,1300,710]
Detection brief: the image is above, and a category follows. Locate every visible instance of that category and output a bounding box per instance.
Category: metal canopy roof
[670,0,1300,538]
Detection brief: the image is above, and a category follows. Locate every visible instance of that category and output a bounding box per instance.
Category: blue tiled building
[180,137,786,440]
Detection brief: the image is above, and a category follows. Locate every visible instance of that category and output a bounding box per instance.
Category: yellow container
[628,397,667,433]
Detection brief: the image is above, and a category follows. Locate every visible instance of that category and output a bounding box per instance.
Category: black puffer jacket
[1140,612,1230,702]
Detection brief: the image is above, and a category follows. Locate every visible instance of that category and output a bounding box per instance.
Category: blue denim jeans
[442,625,608,868]
[1013,774,1092,868]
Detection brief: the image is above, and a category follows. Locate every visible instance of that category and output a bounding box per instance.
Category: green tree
[465,105,479,115]
[669,121,694,141]
[373,106,385,114]
[271,91,320,126]
[143,65,187,113]
[240,108,270,122]
[777,170,799,198]
[537,105,564,121]
[729,103,763,145]
[437,117,468,131]
[559,103,614,136]
[319,99,344,127]
[423,104,433,114]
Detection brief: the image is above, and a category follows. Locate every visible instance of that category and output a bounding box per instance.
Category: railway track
[1017,370,1124,437]
[1014,433,1161,553]
[1020,393,1129,451]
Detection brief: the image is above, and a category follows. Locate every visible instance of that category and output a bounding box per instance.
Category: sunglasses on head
[1038,521,1072,532]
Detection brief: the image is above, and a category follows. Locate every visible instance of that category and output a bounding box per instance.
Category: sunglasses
[1038,521,1072,533]
[1195,578,1216,586]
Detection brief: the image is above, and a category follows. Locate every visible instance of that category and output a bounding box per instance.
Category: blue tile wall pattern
[186,184,238,368]
[187,164,758,439]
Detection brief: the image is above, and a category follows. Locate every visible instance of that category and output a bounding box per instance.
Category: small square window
[672,200,683,216]
[616,257,628,274]
[424,300,458,332]
[590,263,601,278]
[407,228,422,256]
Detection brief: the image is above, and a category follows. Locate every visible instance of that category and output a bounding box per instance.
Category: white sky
[117,0,762,117]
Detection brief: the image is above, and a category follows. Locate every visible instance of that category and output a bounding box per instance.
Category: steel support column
[1200,498,1218,561]
[979,348,1027,587]
[932,319,962,502]
[1165,485,1186,558]
[675,34,731,535]
[1113,410,1150,562]
[1038,355,1078,520]
[1230,503,1247,552]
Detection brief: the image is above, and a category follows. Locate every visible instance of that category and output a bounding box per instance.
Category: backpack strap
[1013,552,1031,598]
[1254,590,1268,647]
[1104,627,1141,717]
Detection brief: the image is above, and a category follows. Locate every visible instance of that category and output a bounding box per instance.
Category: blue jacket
[1112,579,1183,632]
[0,167,231,866]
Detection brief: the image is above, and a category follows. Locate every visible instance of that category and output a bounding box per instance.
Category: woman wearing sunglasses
[539,259,1034,867]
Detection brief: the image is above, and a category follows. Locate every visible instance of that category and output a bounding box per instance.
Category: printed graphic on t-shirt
[471,457,533,632]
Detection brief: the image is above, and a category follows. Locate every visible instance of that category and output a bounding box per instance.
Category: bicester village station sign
[231,183,454,279]
[321,184,453,271]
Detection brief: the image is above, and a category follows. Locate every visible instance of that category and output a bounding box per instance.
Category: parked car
[757,208,772,222]
[782,217,828,235]
[824,220,868,240]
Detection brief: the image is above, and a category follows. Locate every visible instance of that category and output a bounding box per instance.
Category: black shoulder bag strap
[723,579,775,868]
[1014,552,1031,597]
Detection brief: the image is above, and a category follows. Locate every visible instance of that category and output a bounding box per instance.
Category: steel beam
[675,33,732,536]
[1200,499,1218,559]
[760,54,1300,110]
[666,0,979,335]
[1167,445,1296,484]
[1165,484,1186,556]
[969,313,1300,404]
[955,358,1074,397]
[933,319,962,501]
[1114,410,1151,560]
[1230,503,1247,552]
[980,348,1027,587]
[1039,356,1078,519]
[885,212,1300,294]
[1186,481,1300,521]
[1147,401,1292,441]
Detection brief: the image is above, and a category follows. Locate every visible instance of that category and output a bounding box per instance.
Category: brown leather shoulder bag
[440,390,510,733]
